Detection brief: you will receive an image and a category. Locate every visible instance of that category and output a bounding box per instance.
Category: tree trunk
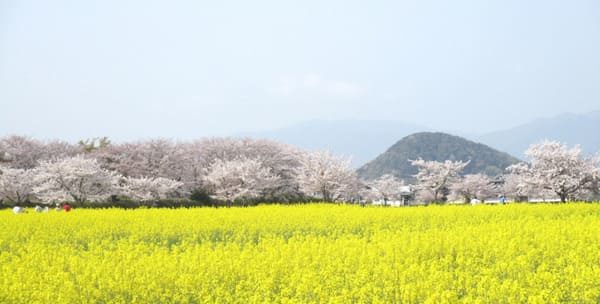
[559,193,567,203]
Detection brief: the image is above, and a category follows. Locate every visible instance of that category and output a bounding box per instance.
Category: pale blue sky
[1,0,599,141]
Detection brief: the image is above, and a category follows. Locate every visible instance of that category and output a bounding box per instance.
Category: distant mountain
[478,111,600,158]
[238,111,600,169]
[357,132,521,181]
[241,120,427,167]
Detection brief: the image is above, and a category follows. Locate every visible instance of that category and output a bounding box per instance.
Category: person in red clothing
[62,203,72,212]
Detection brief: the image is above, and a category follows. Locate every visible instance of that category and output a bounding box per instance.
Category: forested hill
[357,132,521,181]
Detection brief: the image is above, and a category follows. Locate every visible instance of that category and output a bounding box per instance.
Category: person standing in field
[12,206,25,214]
[62,203,72,212]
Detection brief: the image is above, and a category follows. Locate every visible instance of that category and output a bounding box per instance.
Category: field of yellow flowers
[1,204,600,303]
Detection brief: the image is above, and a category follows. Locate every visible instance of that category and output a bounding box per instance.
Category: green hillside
[357,132,521,181]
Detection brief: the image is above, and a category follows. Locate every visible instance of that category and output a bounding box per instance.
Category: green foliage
[189,188,212,203]
[358,132,521,181]
[78,136,111,153]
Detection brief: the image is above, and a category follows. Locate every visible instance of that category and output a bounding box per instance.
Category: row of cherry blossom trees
[405,141,600,204]
[1,135,599,206]
[0,156,183,205]
[506,141,600,202]
[0,136,359,205]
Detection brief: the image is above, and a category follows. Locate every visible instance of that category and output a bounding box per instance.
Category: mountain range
[476,111,600,158]
[242,111,600,167]
[241,120,427,166]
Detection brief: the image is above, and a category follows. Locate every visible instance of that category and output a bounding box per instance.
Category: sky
[1,0,599,142]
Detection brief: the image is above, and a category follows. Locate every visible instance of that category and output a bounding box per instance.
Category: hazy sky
[1,0,599,141]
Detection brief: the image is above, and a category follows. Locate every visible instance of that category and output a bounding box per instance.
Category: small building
[398,185,414,205]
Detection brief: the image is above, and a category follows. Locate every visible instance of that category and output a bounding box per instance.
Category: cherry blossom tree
[510,141,597,202]
[296,151,358,202]
[33,155,121,204]
[0,135,45,169]
[204,157,280,203]
[450,174,495,203]
[501,173,534,201]
[411,158,469,203]
[197,138,304,199]
[337,177,365,204]
[367,174,406,205]
[122,176,183,201]
[590,153,600,188]
[0,167,36,204]
[94,139,186,178]
[573,154,600,201]
[93,139,218,194]
[576,179,600,201]
[88,137,305,200]
[44,140,81,159]
[0,136,80,169]
[176,141,208,191]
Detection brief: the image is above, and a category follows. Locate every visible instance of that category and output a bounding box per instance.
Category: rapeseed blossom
[1,204,599,303]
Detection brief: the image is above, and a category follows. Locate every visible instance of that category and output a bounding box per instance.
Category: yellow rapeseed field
[1,204,600,303]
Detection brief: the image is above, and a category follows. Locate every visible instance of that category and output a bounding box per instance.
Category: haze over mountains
[245,111,600,167]
[476,111,600,158]
[242,120,428,166]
